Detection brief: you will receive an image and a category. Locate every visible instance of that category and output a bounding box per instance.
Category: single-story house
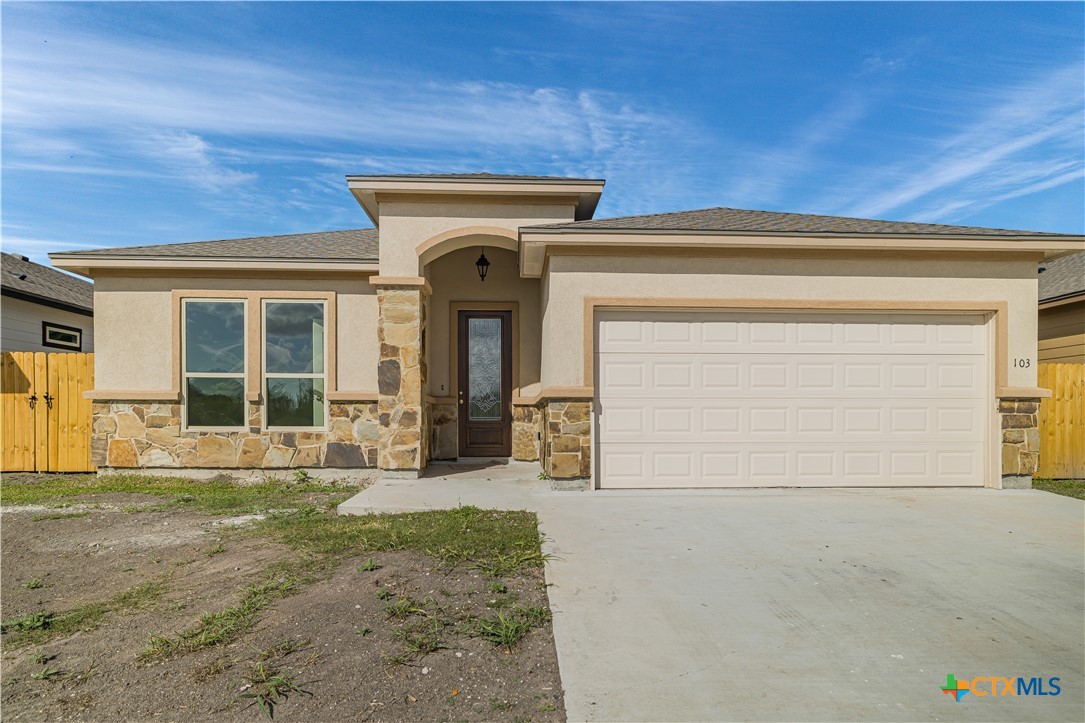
[1038,251,1084,363]
[50,173,1084,489]
[2,252,94,352]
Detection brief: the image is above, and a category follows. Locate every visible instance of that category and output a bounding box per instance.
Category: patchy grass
[1033,478,1085,500]
[2,580,168,648]
[31,512,90,522]
[468,606,552,652]
[257,505,544,572]
[0,473,355,514]
[21,577,46,590]
[140,575,301,661]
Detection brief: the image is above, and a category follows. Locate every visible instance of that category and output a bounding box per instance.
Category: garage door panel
[596,312,987,355]
[595,310,989,488]
[599,399,983,441]
[600,354,985,399]
[598,442,985,488]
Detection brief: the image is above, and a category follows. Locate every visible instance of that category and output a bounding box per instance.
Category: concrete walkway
[339,477,1085,722]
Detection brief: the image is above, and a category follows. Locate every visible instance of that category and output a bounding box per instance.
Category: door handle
[44,393,54,409]
[28,394,37,409]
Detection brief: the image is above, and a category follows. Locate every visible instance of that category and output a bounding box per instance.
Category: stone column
[375,281,428,476]
[542,399,592,490]
[999,397,1041,489]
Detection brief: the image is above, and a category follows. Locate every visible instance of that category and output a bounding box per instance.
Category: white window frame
[181,297,248,432]
[41,321,82,350]
[262,298,328,432]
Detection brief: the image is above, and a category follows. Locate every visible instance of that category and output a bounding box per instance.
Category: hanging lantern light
[475,248,490,282]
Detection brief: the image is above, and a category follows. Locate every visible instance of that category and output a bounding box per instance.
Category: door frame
[456,309,513,457]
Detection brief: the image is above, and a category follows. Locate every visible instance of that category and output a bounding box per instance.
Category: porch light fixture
[475,248,490,282]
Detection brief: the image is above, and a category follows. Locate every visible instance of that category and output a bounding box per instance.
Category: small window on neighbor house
[263,300,326,429]
[182,299,246,429]
[41,322,82,351]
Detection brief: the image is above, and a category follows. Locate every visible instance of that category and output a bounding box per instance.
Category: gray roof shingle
[52,228,379,262]
[527,207,1067,237]
[2,252,94,312]
[1039,251,1085,303]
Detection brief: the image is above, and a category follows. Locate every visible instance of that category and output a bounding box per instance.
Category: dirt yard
[0,475,564,721]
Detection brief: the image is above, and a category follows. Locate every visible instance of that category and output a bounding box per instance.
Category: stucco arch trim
[416,226,519,268]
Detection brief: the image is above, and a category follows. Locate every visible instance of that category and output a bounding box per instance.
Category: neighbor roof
[1,252,94,313]
[1039,251,1085,303]
[527,207,1068,238]
[51,228,379,262]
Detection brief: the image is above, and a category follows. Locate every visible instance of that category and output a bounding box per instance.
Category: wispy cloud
[839,63,1083,223]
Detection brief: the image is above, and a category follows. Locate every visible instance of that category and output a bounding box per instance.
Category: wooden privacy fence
[1038,363,1085,480]
[1,352,95,472]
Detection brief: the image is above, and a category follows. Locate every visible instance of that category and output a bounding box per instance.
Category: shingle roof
[52,228,379,262]
[1039,251,1085,303]
[1,252,94,312]
[346,172,605,183]
[527,206,1066,237]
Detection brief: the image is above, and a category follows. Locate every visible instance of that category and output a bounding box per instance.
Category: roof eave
[517,228,1084,277]
[49,254,380,278]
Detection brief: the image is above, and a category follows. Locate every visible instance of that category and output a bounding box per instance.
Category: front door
[457,310,512,457]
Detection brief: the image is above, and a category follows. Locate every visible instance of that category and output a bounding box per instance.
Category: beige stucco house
[50,173,1084,489]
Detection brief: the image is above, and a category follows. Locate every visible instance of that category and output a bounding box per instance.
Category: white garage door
[595,310,989,488]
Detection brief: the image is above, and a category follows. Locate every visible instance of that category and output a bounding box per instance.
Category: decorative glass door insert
[467,317,502,421]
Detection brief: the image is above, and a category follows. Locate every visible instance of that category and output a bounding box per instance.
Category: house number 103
[1013,358,1032,368]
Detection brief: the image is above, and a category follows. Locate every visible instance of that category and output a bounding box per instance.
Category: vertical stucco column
[375,279,429,476]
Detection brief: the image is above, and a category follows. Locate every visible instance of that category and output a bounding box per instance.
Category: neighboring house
[1,252,94,352]
[1038,251,1085,363]
[50,173,1084,489]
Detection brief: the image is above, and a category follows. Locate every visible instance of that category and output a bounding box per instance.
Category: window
[41,322,82,350]
[263,300,326,429]
[182,300,246,429]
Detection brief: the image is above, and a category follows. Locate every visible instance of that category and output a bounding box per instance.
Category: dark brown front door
[457,310,512,457]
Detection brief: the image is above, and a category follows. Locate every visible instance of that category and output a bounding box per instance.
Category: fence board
[1038,363,1085,479]
[1,351,96,473]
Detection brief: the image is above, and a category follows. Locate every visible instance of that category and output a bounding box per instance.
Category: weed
[356,558,382,572]
[384,598,424,620]
[538,702,558,712]
[515,606,551,627]
[30,650,54,665]
[236,662,311,719]
[22,577,46,590]
[355,627,371,636]
[488,581,507,594]
[486,593,522,610]
[31,667,62,681]
[376,588,395,601]
[470,612,530,651]
[111,580,168,610]
[471,546,551,578]
[490,699,514,712]
[64,662,97,686]
[2,611,53,633]
[207,543,227,556]
[169,601,187,611]
[537,471,550,481]
[394,617,447,657]
[121,565,135,572]
[292,469,312,484]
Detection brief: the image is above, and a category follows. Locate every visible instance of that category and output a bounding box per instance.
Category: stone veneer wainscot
[92,401,379,469]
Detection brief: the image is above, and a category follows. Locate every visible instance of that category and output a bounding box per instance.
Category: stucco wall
[0,296,94,352]
[540,254,1040,389]
[425,246,542,398]
[91,274,377,392]
[378,201,575,276]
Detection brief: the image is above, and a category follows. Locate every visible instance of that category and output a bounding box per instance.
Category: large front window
[263,300,326,429]
[183,300,246,429]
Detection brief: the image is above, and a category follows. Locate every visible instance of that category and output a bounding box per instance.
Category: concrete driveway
[341,473,1084,722]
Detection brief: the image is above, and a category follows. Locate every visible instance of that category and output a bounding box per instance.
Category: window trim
[262,298,329,432]
[41,321,83,351]
[181,297,248,432]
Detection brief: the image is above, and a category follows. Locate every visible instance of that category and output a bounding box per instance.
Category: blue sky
[3,1,1083,266]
